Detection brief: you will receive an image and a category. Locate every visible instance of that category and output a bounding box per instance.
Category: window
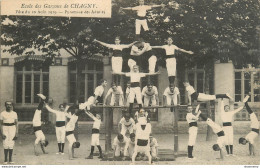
[15,62,49,104]
[69,61,104,121]
[235,69,260,102]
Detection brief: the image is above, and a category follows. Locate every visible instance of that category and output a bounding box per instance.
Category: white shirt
[119,117,135,127]
[150,138,159,147]
[186,85,196,96]
[45,105,71,121]
[106,44,129,51]
[186,113,198,124]
[221,107,243,123]
[207,118,223,134]
[113,135,128,147]
[0,111,17,123]
[124,138,135,155]
[162,45,179,55]
[132,5,152,17]
[32,110,42,126]
[126,87,130,94]
[126,73,146,83]
[94,86,104,97]
[65,114,78,132]
[92,117,101,130]
[142,86,158,98]
[135,122,151,140]
[107,86,123,96]
[163,87,180,105]
[80,96,95,110]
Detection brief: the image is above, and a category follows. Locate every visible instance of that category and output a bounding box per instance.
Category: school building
[0,49,259,134]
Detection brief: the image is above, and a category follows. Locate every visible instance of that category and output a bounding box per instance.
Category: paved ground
[1,133,259,165]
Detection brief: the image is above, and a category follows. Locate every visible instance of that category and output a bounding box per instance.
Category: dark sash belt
[137,139,148,146]
[223,122,232,126]
[92,128,100,134]
[56,121,66,127]
[165,55,176,59]
[217,130,225,137]
[3,123,15,126]
[191,92,199,100]
[33,126,42,133]
[113,50,122,57]
[131,82,140,87]
[66,131,73,136]
[189,122,198,127]
[252,128,259,134]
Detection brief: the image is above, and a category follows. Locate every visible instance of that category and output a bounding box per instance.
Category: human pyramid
[0,0,259,165]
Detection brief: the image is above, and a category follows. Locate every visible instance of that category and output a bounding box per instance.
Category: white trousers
[112,57,123,73]
[223,126,233,145]
[3,126,16,149]
[150,147,157,157]
[143,96,156,107]
[135,19,149,35]
[35,130,45,145]
[166,58,176,76]
[121,126,134,136]
[66,134,76,148]
[188,126,198,146]
[129,87,143,104]
[56,126,66,143]
[91,133,100,146]
[110,95,123,106]
[197,93,216,101]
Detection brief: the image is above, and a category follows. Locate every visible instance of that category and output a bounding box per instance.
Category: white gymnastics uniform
[129,43,157,73]
[119,117,135,135]
[124,138,135,157]
[113,135,129,157]
[186,85,216,102]
[131,5,151,34]
[134,121,151,154]
[94,85,105,100]
[186,113,199,146]
[0,111,17,149]
[106,86,124,106]
[150,137,159,157]
[161,45,180,76]
[126,73,146,104]
[105,44,130,73]
[32,109,45,145]
[220,100,244,145]
[90,116,101,146]
[46,105,71,143]
[65,114,78,147]
[163,86,180,105]
[207,118,227,149]
[245,113,259,145]
[142,86,158,107]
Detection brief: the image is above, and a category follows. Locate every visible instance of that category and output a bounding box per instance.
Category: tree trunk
[205,59,214,141]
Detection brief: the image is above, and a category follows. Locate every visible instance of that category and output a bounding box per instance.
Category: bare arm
[163,95,167,106]
[177,47,194,55]
[68,145,73,160]
[40,143,47,154]
[125,41,138,48]
[118,122,122,134]
[94,39,113,48]
[155,94,159,105]
[104,90,112,105]
[34,144,39,156]
[151,46,164,49]
[219,149,223,159]
[122,7,134,10]
[45,104,58,114]
[231,105,244,115]
[188,95,192,105]
[15,119,18,136]
[85,111,97,121]
[0,120,4,137]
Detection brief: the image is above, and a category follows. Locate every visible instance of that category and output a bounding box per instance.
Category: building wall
[0,65,15,112]
[48,64,69,123]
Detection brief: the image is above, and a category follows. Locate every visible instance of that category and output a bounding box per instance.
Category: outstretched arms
[176,47,194,55]
[93,39,113,48]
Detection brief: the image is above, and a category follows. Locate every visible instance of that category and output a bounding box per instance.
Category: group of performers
[0,0,259,165]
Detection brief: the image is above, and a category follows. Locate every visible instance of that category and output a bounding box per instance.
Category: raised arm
[231,103,245,115]
[85,110,97,121]
[94,39,113,48]
[176,47,194,55]
[121,7,134,10]
[151,45,164,49]
[151,4,166,8]
[45,104,58,114]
